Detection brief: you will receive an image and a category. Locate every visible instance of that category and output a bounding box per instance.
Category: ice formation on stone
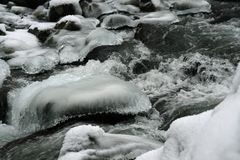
[58,125,162,160]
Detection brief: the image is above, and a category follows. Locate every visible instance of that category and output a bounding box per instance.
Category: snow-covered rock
[55,15,99,31]
[0,59,10,87]
[101,14,138,29]
[58,125,161,160]
[166,0,211,14]
[56,28,123,64]
[80,0,114,18]
[0,30,39,55]
[139,11,179,25]
[28,22,56,42]
[7,48,59,74]
[49,0,82,22]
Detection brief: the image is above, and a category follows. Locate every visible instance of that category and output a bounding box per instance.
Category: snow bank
[0,59,10,87]
[58,125,161,160]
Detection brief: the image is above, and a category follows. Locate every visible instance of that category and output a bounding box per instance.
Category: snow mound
[58,125,161,160]
[0,59,10,87]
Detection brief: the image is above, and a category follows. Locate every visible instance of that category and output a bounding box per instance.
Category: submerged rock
[48,0,82,22]
[58,125,161,160]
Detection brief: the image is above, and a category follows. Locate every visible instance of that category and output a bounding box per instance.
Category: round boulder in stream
[14,75,151,132]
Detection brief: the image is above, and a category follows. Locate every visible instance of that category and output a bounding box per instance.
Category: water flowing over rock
[58,125,161,160]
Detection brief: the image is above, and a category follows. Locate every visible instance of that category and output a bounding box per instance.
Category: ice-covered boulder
[48,0,82,22]
[0,30,39,55]
[10,62,148,132]
[58,125,161,160]
[80,0,114,18]
[28,22,56,42]
[7,48,59,74]
[139,11,179,24]
[28,75,151,127]
[101,14,137,29]
[55,15,99,31]
[78,28,123,61]
[10,6,32,15]
[166,0,211,14]
[56,28,123,64]
[0,59,10,87]
[32,5,48,20]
